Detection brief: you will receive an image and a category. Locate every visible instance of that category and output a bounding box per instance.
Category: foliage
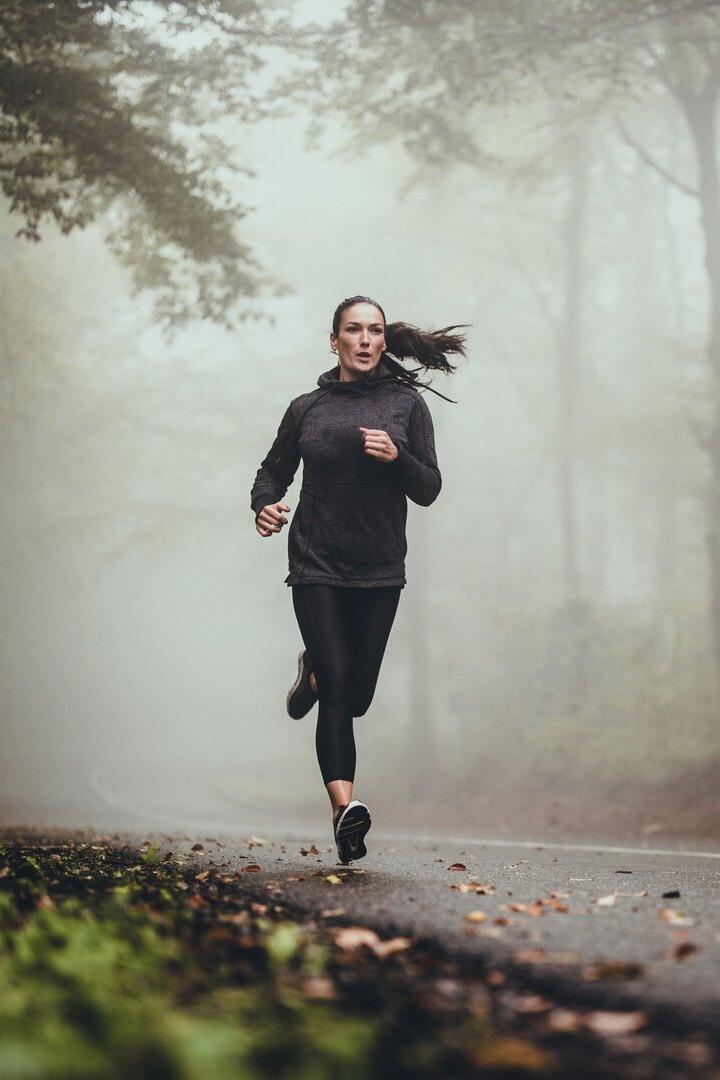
[277,1,720,177]
[0,1,305,329]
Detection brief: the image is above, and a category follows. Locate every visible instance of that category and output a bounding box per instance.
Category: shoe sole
[335,801,371,864]
[286,649,314,719]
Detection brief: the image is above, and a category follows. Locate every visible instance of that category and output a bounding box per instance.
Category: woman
[250,296,466,863]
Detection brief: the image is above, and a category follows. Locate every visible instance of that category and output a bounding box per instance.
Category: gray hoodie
[250,357,442,587]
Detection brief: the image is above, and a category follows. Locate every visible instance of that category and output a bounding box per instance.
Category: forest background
[2,0,719,841]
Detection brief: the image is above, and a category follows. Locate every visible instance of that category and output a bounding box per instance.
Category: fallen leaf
[194,869,211,882]
[614,868,633,874]
[372,936,412,958]
[503,992,553,1014]
[662,889,681,899]
[300,845,320,856]
[659,908,694,926]
[486,970,506,986]
[501,896,568,917]
[464,910,487,923]
[332,925,411,958]
[303,976,338,1000]
[191,843,205,852]
[471,880,495,893]
[324,874,343,885]
[471,1036,554,1071]
[246,836,267,847]
[435,977,462,999]
[320,907,346,917]
[225,910,250,926]
[334,926,380,950]
[662,940,699,962]
[547,1008,582,1032]
[512,948,580,966]
[243,864,262,873]
[584,1011,648,1037]
[451,880,494,894]
[583,960,645,981]
[448,862,467,871]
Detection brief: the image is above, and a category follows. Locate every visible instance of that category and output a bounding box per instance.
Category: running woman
[250,296,466,863]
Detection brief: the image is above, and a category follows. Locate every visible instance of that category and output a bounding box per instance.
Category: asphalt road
[201,829,720,1027]
[5,823,720,1040]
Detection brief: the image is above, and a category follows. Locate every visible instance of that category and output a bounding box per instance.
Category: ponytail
[331,295,469,405]
[383,322,468,403]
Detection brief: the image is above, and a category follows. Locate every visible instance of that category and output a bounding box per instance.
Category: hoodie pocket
[311,485,404,580]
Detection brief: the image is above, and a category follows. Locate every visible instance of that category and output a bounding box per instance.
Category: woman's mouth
[357,352,371,359]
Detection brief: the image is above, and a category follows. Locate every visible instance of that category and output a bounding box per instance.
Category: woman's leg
[348,586,402,718]
[291,585,357,817]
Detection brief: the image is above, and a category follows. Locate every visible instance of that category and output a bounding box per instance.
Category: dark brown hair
[331,295,468,404]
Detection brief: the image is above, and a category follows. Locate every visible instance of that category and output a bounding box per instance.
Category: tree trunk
[555,132,591,702]
[676,71,720,705]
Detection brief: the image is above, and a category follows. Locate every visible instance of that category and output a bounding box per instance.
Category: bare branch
[615,117,699,198]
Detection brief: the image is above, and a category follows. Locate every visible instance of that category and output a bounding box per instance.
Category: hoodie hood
[317,356,399,393]
[316,354,459,404]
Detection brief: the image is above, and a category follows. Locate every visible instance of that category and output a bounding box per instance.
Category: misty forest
[3,0,720,841]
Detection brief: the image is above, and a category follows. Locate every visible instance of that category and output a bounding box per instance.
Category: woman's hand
[359,427,398,462]
[255,501,291,537]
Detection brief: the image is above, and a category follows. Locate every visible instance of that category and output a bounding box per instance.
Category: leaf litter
[0,835,717,1078]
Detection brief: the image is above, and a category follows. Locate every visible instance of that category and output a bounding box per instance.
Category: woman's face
[330,302,386,381]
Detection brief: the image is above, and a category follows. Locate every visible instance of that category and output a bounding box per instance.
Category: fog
[2,1,718,844]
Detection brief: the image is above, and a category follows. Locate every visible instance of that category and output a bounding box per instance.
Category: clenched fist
[255,501,291,538]
[359,427,399,462]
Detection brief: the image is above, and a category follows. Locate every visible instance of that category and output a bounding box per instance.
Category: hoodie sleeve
[250,402,301,518]
[390,394,442,506]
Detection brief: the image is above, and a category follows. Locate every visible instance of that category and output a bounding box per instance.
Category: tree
[0,0,305,330]
[282,0,720,702]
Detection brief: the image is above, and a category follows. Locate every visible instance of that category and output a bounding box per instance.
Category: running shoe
[333,800,372,864]
[286,648,318,719]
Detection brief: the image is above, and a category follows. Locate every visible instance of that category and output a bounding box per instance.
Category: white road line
[380,832,720,860]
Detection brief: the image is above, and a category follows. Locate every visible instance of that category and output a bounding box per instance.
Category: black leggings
[291,584,402,784]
